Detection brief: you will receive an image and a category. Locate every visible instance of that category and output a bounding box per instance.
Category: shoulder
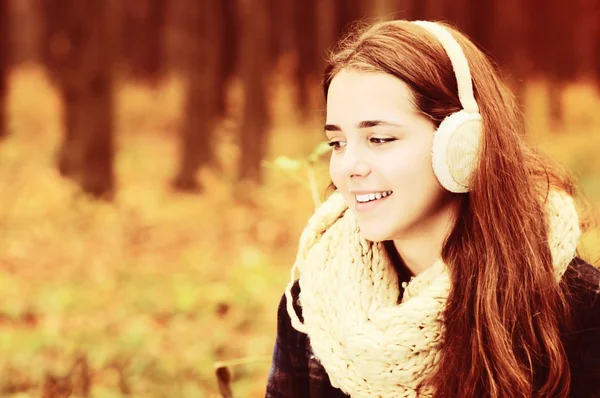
[276,280,306,347]
[562,257,600,395]
[563,256,600,315]
[562,256,600,332]
[565,256,600,285]
[277,280,303,323]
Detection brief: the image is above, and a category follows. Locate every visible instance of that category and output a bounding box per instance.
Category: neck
[393,199,459,275]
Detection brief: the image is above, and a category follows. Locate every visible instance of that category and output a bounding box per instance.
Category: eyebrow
[324,120,403,132]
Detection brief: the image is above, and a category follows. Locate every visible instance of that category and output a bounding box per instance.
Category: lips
[355,191,393,203]
[353,191,393,212]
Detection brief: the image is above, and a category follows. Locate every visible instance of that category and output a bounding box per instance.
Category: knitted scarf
[285,189,581,398]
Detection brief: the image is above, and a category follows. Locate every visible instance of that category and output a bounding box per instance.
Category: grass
[0,66,598,397]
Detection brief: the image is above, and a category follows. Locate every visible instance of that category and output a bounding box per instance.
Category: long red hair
[323,20,587,397]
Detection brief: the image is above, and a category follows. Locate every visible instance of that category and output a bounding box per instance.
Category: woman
[266,20,600,397]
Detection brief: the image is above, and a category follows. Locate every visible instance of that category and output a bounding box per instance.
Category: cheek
[388,144,433,183]
[329,155,341,186]
[385,142,443,209]
[329,158,355,207]
[413,150,437,184]
[329,155,351,203]
[405,136,436,180]
[403,154,449,214]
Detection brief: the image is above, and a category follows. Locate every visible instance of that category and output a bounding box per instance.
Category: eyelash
[327,138,396,150]
[370,138,395,144]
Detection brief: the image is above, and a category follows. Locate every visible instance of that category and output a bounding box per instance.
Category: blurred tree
[270,0,295,61]
[216,0,237,117]
[238,0,270,183]
[6,0,40,67]
[372,0,397,19]
[337,0,364,35]
[121,0,167,84]
[316,0,337,65]
[597,4,600,82]
[466,0,494,55]
[172,0,221,191]
[171,0,235,192]
[316,0,337,109]
[294,0,367,119]
[490,0,527,100]
[572,0,598,80]
[41,0,115,199]
[393,0,417,19]
[0,0,8,139]
[294,0,318,120]
[173,0,223,191]
[414,0,446,20]
[443,0,471,34]
[526,0,574,127]
[548,3,574,127]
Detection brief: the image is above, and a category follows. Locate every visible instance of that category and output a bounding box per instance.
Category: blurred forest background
[0,0,599,397]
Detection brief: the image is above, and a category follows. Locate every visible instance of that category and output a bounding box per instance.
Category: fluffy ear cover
[414,21,482,193]
[431,110,482,193]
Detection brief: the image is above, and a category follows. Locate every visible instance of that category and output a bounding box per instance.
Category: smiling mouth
[355,191,393,203]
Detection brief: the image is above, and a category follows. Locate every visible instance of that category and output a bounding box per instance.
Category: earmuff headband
[412,21,479,114]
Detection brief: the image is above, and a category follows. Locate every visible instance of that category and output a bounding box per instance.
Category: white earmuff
[412,21,483,193]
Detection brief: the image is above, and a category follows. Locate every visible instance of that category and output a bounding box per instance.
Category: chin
[358,227,392,243]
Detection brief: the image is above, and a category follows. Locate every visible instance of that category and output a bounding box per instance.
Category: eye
[370,137,396,145]
[328,141,346,151]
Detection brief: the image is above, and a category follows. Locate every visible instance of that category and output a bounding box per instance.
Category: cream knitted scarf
[285,189,581,398]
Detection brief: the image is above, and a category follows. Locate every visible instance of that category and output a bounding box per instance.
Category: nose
[340,143,371,178]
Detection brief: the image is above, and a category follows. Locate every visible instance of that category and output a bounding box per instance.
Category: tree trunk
[238,0,269,184]
[395,0,418,20]
[0,0,8,139]
[548,82,564,130]
[316,0,337,54]
[42,0,115,199]
[467,0,494,55]
[337,0,364,36]
[269,0,295,62]
[443,0,471,33]
[316,0,337,92]
[491,0,527,100]
[121,0,167,84]
[172,0,221,192]
[526,0,572,127]
[215,0,237,117]
[372,0,396,20]
[294,0,317,120]
[572,0,597,80]
[597,4,600,82]
[7,0,41,67]
[420,0,446,20]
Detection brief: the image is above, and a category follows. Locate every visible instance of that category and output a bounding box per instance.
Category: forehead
[326,69,418,124]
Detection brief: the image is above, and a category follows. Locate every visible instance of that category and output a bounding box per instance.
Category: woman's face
[326,69,457,242]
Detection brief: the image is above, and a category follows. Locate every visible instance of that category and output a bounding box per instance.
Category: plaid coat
[265,257,600,398]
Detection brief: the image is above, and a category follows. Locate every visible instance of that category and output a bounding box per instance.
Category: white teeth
[356,194,371,203]
[355,191,392,203]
